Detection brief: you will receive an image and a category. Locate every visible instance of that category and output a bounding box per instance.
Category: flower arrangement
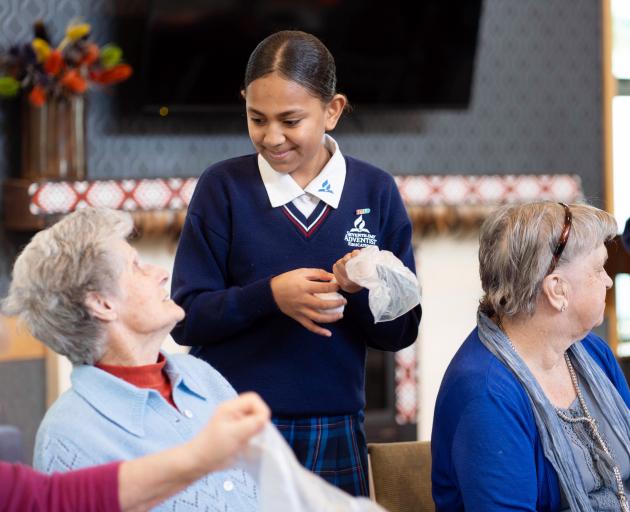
[0,19,132,107]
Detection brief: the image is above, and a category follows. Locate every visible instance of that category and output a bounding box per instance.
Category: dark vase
[21,95,86,180]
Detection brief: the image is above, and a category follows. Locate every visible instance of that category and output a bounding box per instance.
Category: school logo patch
[318,179,333,194]
[344,215,378,248]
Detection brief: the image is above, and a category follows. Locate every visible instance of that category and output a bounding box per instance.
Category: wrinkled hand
[333,250,363,294]
[271,268,346,337]
[189,393,270,473]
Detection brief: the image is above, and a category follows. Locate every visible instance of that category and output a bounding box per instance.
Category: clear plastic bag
[314,291,345,314]
[345,246,421,323]
[238,423,387,512]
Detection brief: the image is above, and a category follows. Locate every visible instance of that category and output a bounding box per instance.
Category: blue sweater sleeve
[450,391,539,512]
[343,181,421,351]
[585,333,630,407]
[604,348,630,408]
[171,210,279,346]
[610,356,630,407]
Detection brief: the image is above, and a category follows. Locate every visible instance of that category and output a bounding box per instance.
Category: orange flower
[90,63,132,85]
[60,69,87,93]
[2,19,133,103]
[44,50,63,76]
[81,43,100,66]
[28,84,47,107]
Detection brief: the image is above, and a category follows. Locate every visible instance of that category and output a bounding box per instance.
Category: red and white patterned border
[29,178,198,215]
[28,174,583,215]
[395,344,418,425]
[395,174,582,206]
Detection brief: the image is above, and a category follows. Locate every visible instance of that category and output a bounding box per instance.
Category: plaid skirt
[272,413,369,497]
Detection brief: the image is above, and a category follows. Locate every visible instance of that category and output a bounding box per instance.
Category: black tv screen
[122,0,483,114]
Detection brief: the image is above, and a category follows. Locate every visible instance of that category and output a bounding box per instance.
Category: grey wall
[0,359,46,464]
[0,0,606,462]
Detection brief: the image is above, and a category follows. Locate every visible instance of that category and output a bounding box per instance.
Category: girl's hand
[118,393,270,511]
[333,250,363,294]
[270,268,346,337]
[189,392,270,472]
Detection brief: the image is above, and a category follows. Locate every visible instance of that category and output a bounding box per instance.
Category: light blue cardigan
[34,352,258,512]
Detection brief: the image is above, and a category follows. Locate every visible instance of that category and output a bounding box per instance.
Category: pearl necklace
[505,330,629,512]
[556,353,629,512]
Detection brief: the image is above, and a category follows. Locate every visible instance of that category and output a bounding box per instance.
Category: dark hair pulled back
[244,30,338,103]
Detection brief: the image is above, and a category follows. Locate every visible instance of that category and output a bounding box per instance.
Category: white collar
[258,134,346,209]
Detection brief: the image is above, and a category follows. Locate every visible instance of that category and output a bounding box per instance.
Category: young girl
[171,30,421,497]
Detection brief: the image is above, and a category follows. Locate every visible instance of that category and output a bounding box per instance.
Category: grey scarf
[477,311,630,511]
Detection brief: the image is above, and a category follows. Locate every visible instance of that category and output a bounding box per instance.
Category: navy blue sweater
[171,154,421,415]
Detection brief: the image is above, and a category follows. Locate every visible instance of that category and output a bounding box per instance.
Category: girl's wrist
[340,283,362,294]
[178,439,218,480]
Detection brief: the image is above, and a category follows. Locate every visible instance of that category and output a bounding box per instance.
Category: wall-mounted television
[117,0,483,114]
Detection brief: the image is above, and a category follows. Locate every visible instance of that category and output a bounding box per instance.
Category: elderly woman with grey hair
[3,207,263,512]
[432,201,630,512]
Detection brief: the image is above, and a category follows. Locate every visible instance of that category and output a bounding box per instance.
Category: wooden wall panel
[0,317,45,363]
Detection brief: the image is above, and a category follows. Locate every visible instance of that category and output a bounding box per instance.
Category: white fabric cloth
[258,135,346,217]
[239,423,386,512]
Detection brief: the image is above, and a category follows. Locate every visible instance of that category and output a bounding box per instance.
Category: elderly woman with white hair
[3,207,263,512]
[432,202,630,512]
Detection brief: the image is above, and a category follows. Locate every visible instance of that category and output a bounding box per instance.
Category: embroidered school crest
[344,215,378,248]
[318,179,333,194]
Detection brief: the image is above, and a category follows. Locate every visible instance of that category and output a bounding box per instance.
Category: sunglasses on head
[546,202,572,275]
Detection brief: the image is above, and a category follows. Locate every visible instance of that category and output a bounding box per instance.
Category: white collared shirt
[258,135,346,217]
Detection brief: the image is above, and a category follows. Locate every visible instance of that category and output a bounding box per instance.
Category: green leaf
[0,76,20,97]
[100,44,122,68]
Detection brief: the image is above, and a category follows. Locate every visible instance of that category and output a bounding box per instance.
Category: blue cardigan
[171,154,421,416]
[431,328,630,512]
[34,353,258,512]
